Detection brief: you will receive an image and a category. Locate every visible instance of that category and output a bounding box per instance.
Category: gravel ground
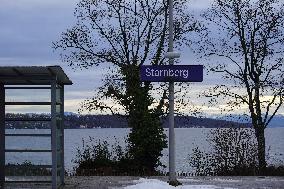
[4,176,284,189]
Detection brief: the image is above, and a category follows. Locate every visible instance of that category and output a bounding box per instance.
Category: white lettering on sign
[145,68,189,79]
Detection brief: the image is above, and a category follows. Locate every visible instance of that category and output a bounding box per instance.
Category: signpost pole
[139,0,202,185]
[168,0,177,185]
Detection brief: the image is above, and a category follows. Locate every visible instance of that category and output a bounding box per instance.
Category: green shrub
[189,127,259,176]
[73,137,164,176]
[189,127,284,176]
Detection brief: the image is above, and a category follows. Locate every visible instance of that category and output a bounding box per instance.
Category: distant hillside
[163,116,251,128]
[268,115,284,127]
[5,113,253,129]
[65,114,127,129]
[216,114,284,128]
[65,115,251,128]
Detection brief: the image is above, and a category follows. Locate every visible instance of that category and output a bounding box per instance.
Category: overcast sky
[0,0,283,116]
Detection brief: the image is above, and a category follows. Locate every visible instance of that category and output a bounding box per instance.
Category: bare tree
[197,0,284,173]
[53,0,198,114]
[53,0,199,172]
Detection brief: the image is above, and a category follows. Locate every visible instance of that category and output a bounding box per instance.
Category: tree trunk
[255,127,266,175]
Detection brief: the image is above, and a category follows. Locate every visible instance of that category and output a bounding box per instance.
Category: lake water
[5,128,284,173]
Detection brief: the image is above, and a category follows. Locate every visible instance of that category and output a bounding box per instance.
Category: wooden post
[0,84,5,189]
[51,81,57,189]
[60,85,64,185]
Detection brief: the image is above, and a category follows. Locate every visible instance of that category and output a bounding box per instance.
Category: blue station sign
[140,65,203,82]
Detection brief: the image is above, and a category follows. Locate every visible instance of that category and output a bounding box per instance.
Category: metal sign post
[139,0,203,186]
[167,0,178,185]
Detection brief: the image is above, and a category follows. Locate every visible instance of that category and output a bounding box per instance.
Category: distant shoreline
[5,113,283,129]
[5,127,284,129]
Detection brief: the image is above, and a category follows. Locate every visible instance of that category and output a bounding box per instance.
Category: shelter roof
[0,66,72,85]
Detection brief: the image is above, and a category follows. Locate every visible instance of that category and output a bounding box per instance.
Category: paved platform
[4,176,284,189]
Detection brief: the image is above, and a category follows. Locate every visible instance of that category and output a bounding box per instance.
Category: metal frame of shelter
[0,66,72,189]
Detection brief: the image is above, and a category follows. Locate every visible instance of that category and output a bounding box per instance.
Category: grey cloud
[0,0,78,59]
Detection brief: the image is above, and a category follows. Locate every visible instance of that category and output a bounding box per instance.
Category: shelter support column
[0,84,5,189]
[59,85,64,185]
[51,81,57,189]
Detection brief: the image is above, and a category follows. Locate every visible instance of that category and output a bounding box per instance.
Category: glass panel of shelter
[4,86,53,184]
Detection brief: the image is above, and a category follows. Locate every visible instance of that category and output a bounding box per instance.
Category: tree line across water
[5,113,251,129]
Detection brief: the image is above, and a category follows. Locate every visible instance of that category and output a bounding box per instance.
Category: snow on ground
[178,178,202,182]
[122,178,236,189]
[211,178,241,183]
